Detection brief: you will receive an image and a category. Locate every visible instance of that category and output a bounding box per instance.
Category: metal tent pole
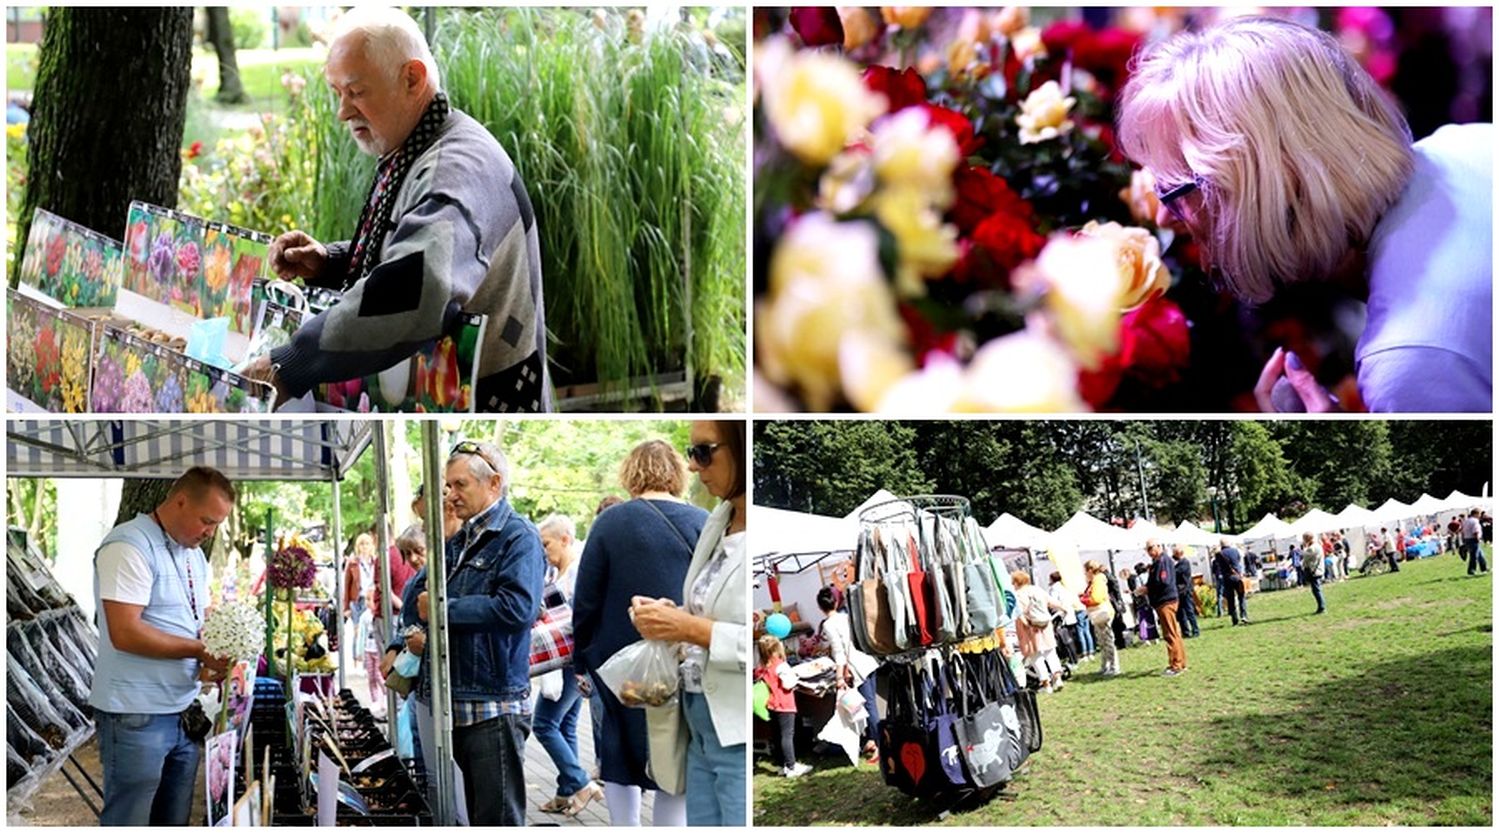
[372,422,399,745]
[420,422,455,827]
[332,476,345,692]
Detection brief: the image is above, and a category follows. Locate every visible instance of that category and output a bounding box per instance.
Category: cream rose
[758,37,888,166]
[759,213,906,410]
[1014,234,1124,369]
[870,108,960,209]
[873,188,961,297]
[1119,168,1164,227]
[1078,220,1169,310]
[1016,80,1075,144]
[881,7,932,28]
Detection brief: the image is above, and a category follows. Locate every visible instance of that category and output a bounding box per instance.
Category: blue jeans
[453,713,530,825]
[1465,539,1488,574]
[97,710,200,826]
[1308,576,1325,612]
[1074,610,1095,654]
[858,671,880,745]
[1214,578,1225,616]
[682,692,746,826]
[534,672,589,796]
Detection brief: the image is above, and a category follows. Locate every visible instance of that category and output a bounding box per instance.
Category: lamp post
[1207,485,1221,534]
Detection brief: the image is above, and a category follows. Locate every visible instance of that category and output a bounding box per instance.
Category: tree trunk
[205,7,246,104]
[113,478,217,561]
[28,481,47,559]
[12,7,194,283]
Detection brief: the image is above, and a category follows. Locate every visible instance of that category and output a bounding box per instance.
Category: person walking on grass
[1082,560,1120,677]
[756,636,810,778]
[1012,571,1070,693]
[1171,546,1200,638]
[1214,539,1249,626]
[1145,540,1187,676]
[1462,509,1488,575]
[1301,532,1327,614]
[1379,527,1401,573]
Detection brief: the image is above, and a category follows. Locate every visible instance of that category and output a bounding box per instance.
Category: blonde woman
[1118,16,1492,413]
[1081,560,1120,677]
[1010,571,1069,692]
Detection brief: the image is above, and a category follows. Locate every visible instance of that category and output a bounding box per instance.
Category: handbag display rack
[847,495,1043,800]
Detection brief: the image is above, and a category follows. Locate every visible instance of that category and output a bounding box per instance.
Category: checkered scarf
[344,91,451,289]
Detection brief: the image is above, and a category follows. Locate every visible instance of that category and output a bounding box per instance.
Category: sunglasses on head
[449,440,497,474]
[685,442,723,467]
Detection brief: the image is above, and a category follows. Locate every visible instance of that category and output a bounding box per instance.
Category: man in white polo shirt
[90,467,234,826]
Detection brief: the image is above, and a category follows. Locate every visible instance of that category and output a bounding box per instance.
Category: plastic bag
[596,639,680,708]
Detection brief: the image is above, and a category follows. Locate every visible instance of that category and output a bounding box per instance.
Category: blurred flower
[840,331,917,411]
[1041,22,1141,92]
[789,7,844,47]
[919,104,983,156]
[1016,80,1075,144]
[872,353,964,413]
[1077,220,1168,310]
[760,213,905,410]
[185,141,203,160]
[873,188,960,296]
[862,65,926,113]
[951,166,1034,235]
[973,211,1046,272]
[760,38,888,166]
[1015,235,1123,369]
[1009,26,1047,63]
[956,328,1087,411]
[837,7,881,50]
[870,108,959,207]
[881,7,932,29]
[280,71,306,98]
[817,149,878,214]
[1118,295,1190,385]
[993,6,1030,37]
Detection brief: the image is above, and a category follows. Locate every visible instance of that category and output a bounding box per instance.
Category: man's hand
[417,591,429,622]
[1254,347,1337,413]
[405,629,427,656]
[240,355,291,407]
[197,648,230,680]
[576,674,593,697]
[268,230,328,281]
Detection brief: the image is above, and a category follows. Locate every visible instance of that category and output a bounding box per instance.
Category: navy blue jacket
[1216,546,1245,580]
[395,498,545,703]
[1173,557,1193,594]
[1146,553,1179,607]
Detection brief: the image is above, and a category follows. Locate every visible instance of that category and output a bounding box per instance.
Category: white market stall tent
[984,512,1053,550]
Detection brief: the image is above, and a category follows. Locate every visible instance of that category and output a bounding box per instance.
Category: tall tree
[204,7,247,104]
[753,421,930,516]
[13,8,194,280]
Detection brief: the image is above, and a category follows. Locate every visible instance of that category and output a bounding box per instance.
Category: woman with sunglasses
[633,421,748,827]
[1118,15,1491,413]
[571,440,706,826]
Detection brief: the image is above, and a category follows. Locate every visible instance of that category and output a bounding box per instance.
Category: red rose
[951,166,1033,236]
[1077,357,1123,409]
[1074,28,1141,89]
[863,65,927,112]
[1118,296,1190,384]
[1040,20,1092,54]
[919,104,983,156]
[972,211,1045,272]
[45,234,66,276]
[788,7,844,47]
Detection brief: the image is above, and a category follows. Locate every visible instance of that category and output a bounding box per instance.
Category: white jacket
[683,501,748,747]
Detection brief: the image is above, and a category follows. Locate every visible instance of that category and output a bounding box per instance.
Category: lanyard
[153,512,200,627]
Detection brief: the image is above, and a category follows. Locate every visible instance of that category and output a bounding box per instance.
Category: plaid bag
[529,584,574,677]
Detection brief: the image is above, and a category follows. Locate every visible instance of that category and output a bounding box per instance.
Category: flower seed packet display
[316,314,486,412]
[91,325,273,413]
[16,208,124,308]
[6,290,95,413]
[121,201,267,362]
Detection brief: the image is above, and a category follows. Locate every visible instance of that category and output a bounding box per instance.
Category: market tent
[1125,518,1175,547]
[1333,503,1378,529]
[750,505,854,558]
[1288,508,1341,536]
[1174,521,1222,547]
[985,512,1052,550]
[1443,490,1487,511]
[1371,497,1416,523]
[1407,493,1449,517]
[844,488,903,520]
[1051,510,1137,551]
[6,420,373,481]
[1239,513,1293,541]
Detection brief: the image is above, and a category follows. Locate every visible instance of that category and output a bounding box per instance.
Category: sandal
[563,782,605,817]
[539,796,571,814]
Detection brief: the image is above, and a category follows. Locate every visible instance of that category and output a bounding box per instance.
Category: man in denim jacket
[404,439,543,824]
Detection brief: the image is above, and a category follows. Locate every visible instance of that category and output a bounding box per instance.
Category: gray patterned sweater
[271,108,551,411]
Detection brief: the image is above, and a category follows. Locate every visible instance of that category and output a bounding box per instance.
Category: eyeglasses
[1155,174,1204,223]
[449,440,498,475]
[684,442,723,467]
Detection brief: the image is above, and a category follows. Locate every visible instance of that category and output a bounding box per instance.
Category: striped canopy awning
[6,419,374,481]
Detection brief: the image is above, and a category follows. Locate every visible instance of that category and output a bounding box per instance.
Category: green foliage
[754,421,1490,533]
[5,477,57,561]
[6,124,27,258]
[228,7,269,50]
[6,43,38,92]
[178,88,318,234]
[754,555,1492,826]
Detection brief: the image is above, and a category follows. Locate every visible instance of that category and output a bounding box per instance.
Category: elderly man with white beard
[246,7,550,412]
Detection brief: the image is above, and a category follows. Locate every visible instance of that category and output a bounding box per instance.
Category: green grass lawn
[754,552,1493,826]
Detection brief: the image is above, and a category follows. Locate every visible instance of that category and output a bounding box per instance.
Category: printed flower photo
[752,7,1493,413]
[90,325,272,413]
[15,208,123,308]
[6,290,94,413]
[201,223,270,334]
